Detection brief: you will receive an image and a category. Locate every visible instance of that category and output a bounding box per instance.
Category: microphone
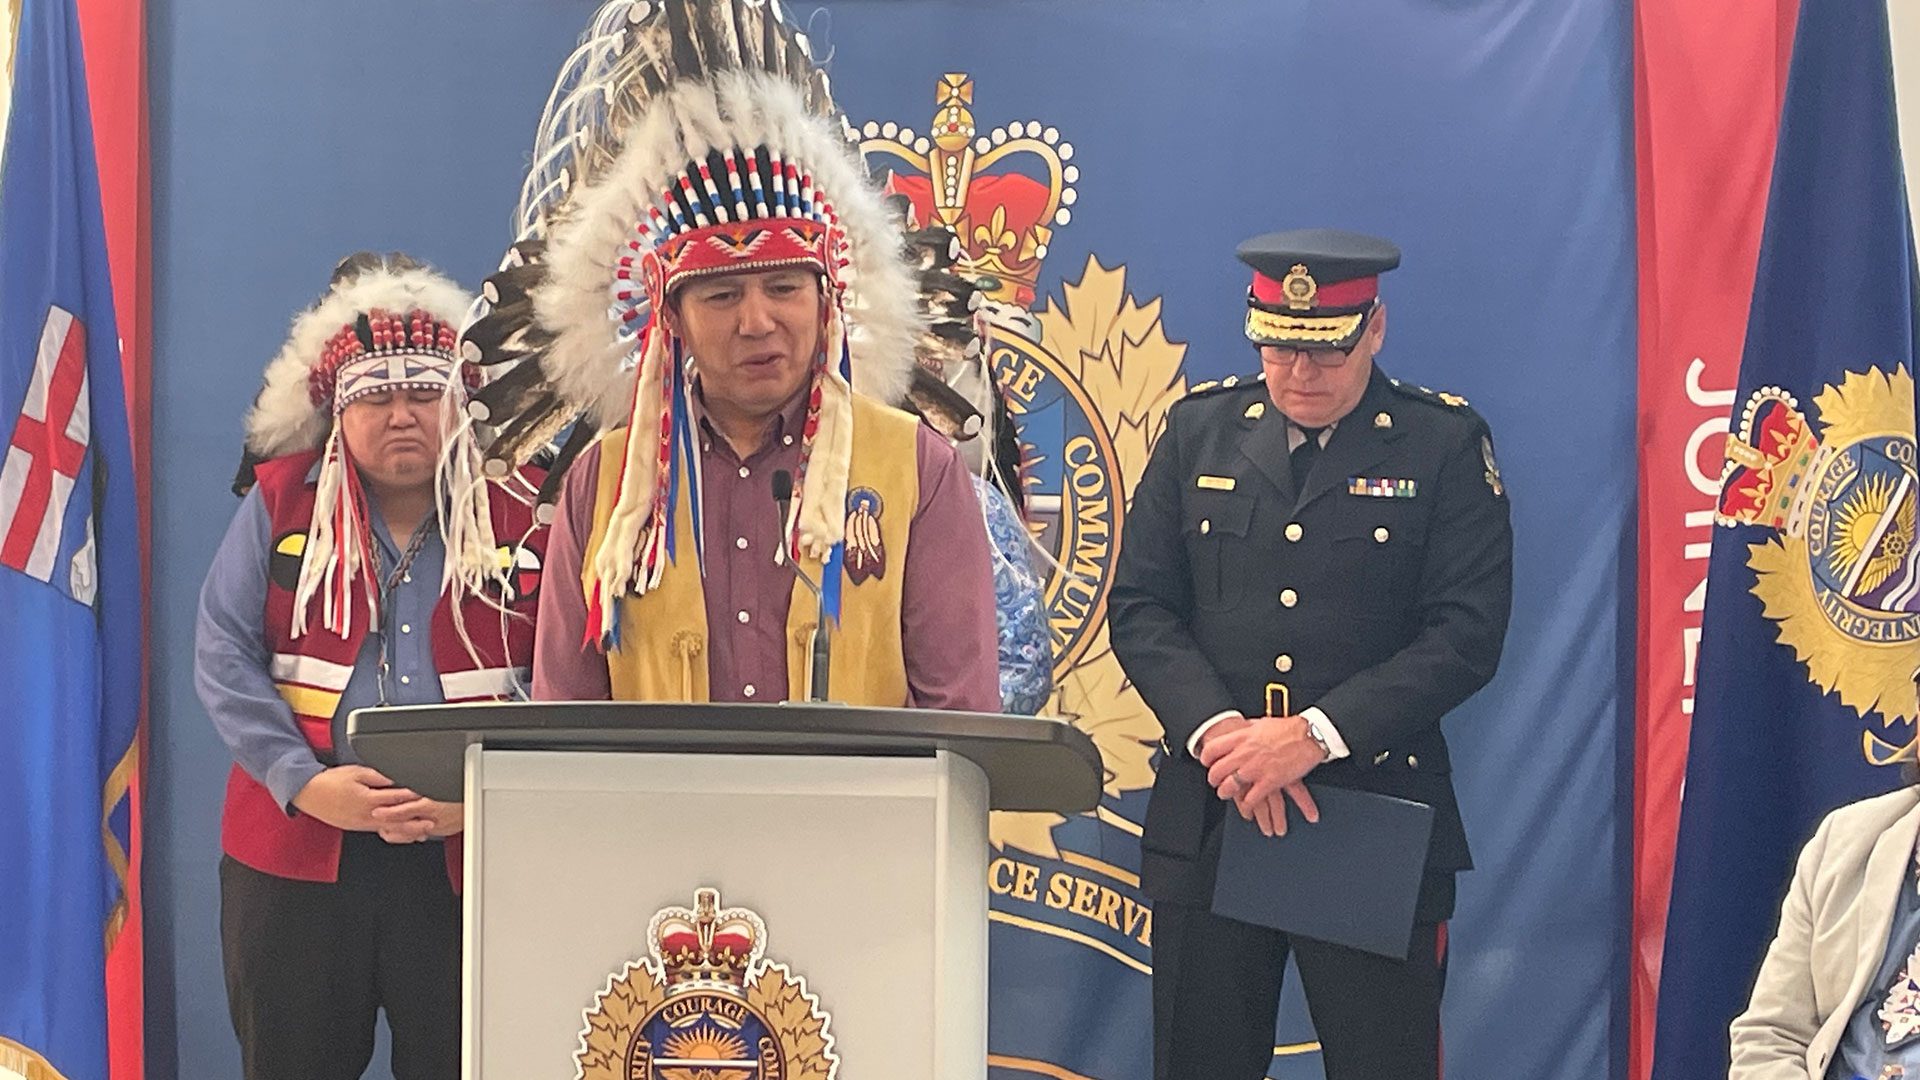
[771,467,794,525]
[771,470,831,701]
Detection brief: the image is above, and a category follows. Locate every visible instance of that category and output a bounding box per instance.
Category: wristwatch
[1305,719,1334,762]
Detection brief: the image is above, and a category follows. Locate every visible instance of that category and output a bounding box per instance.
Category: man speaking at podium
[1110,229,1513,1079]
[519,45,999,711]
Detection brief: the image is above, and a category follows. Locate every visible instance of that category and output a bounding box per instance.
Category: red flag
[1630,0,1795,1076]
[74,2,148,1078]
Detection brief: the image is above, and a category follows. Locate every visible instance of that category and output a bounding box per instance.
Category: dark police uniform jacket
[1109,366,1513,916]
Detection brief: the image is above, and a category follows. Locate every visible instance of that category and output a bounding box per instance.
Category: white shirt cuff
[1186,710,1244,758]
[1303,706,1350,761]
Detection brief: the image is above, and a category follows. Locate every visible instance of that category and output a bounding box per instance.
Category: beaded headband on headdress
[310,310,464,414]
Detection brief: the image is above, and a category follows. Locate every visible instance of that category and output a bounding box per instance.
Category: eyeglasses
[1264,346,1355,369]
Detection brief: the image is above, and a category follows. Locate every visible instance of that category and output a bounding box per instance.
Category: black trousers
[1152,900,1448,1080]
[220,832,460,1080]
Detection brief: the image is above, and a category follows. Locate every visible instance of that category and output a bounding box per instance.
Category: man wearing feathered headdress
[195,252,549,1080]
[462,1,999,709]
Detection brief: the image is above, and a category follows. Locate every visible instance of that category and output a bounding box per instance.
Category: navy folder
[1210,783,1436,958]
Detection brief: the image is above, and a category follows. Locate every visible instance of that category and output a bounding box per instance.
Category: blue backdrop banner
[146,3,1634,1078]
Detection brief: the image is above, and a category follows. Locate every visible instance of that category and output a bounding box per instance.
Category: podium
[348,701,1103,1080]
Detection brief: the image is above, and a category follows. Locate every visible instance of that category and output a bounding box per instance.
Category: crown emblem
[861,73,1077,306]
[1282,264,1317,311]
[577,888,837,1080]
[1716,387,1823,531]
[646,887,767,995]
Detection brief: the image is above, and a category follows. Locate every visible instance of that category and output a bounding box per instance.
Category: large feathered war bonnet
[456,0,926,651]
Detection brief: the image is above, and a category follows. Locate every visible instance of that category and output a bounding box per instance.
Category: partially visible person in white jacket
[1731,750,1920,1080]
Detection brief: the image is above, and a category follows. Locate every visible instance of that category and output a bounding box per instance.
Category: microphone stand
[773,470,832,702]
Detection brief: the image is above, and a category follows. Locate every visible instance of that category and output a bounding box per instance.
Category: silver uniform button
[400,623,412,634]
[1279,588,1298,608]
[1407,755,1420,769]
[737,610,750,624]
[1374,751,1391,765]
[1200,519,1212,535]
[1374,527,1390,543]
[400,675,411,686]
[738,466,751,479]
[1274,655,1293,673]
[735,537,749,550]
[743,684,757,698]
[1285,523,1303,542]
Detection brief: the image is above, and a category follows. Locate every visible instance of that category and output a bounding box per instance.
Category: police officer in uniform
[1109,229,1513,1080]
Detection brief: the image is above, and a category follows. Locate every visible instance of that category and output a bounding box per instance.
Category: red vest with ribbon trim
[219,449,547,885]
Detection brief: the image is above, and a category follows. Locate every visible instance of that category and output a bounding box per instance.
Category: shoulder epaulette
[1387,377,1472,410]
[1184,373,1261,398]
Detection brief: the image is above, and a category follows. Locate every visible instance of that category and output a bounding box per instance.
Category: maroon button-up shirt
[533,389,1001,711]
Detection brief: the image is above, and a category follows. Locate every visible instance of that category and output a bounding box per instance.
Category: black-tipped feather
[904,365,983,441]
[482,263,545,307]
[485,392,570,469]
[467,360,551,424]
[459,301,540,365]
[504,239,547,267]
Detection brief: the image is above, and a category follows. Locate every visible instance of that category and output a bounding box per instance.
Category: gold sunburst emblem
[1828,472,1915,596]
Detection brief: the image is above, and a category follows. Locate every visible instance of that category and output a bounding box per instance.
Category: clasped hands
[1196,713,1325,838]
[292,764,464,844]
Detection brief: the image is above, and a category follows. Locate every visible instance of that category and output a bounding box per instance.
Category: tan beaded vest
[584,394,920,704]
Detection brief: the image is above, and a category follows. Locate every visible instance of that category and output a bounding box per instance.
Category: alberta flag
[0,0,143,1078]
[1652,1,1920,1077]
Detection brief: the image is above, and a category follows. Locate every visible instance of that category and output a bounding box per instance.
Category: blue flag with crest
[0,1,141,1077]
[1653,1,1920,1076]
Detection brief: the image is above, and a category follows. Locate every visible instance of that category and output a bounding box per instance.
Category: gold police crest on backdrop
[863,76,1182,862]
[574,888,837,1080]
[1715,365,1920,762]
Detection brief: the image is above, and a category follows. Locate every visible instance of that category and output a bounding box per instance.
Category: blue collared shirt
[1831,853,1920,1080]
[971,474,1051,715]
[194,485,446,811]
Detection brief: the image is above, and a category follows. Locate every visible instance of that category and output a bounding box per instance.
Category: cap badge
[1282,263,1318,311]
